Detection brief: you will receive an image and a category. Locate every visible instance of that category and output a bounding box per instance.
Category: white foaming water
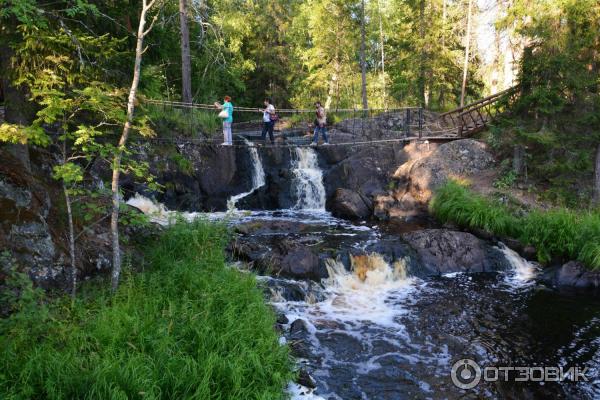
[287,383,326,400]
[126,194,203,225]
[498,243,539,287]
[227,139,266,211]
[274,254,417,333]
[318,254,416,327]
[274,254,420,399]
[291,147,326,210]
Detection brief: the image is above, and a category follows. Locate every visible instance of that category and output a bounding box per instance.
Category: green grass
[0,220,292,399]
[431,181,600,269]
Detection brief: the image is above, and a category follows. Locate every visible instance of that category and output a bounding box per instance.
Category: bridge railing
[140,99,429,145]
[440,86,519,137]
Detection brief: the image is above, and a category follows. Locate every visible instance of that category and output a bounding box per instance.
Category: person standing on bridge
[215,95,234,146]
[260,98,276,144]
[311,101,329,146]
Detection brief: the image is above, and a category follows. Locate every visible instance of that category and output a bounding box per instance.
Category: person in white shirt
[260,98,276,144]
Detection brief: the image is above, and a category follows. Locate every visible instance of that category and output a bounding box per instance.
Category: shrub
[0,220,292,399]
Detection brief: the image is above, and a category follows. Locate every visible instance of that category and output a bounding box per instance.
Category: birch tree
[359,0,369,110]
[111,0,161,292]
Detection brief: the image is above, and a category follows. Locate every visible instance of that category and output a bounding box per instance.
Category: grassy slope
[0,220,292,399]
[430,181,600,270]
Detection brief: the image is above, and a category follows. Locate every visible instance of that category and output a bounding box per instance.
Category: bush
[431,181,600,270]
[0,220,292,399]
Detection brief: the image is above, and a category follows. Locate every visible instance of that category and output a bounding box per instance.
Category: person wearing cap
[311,101,329,146]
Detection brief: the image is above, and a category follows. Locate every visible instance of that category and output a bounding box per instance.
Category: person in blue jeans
[311,101,329,146]
[260,98,276,144]
[215,95,233,145]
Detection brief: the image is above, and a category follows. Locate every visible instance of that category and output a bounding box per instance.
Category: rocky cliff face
[0,148,112,290]
[130,134,495,223]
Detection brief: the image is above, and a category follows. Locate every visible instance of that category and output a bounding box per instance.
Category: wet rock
[290,319,310,337]
[556,261,600,289]
[277,314,289,325]
[262,277,308,302]
[296,368,317,389]
[402,229,509,275]
[281,248,321,279]
[329,188,372,220]
[289,339,313,359]
[235,220,310,235]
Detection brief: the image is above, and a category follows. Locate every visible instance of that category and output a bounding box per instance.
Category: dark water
[238,213,600,400]
[129,196,600,400]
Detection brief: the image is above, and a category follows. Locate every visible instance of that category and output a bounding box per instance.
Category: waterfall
[126,193,201,225]
[227,139,266,211]
[498,243,539,286]
[291,147,326,210]
[319,254,415,326]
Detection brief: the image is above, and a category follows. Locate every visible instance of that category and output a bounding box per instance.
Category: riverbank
[431,181,600,270]
[0,220,292,399]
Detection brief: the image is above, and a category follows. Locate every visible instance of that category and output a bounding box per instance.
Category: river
[127,145,600,399]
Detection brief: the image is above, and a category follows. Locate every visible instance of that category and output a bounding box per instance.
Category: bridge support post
[404,108,411,137]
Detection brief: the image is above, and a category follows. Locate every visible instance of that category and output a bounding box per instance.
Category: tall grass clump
[431,181,600,270]
[0,220,292,399]
[430,181,519,238]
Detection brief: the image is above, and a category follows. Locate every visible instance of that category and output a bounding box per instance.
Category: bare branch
[143,15,158,37]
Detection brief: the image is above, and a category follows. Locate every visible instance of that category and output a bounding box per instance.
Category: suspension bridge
[0,87,518,148]
[141,86,518,148]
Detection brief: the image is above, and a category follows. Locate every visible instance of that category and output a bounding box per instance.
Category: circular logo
[451,358,482,389]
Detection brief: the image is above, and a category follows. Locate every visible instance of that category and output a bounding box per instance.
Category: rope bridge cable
[139,98,459,147]
[143,98,422,113]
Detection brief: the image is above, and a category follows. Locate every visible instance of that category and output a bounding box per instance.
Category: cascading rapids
[290,147,326,210]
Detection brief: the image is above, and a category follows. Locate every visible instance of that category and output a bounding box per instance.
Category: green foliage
[504,0,599,122]
[493,170,517,190]
[430,181,519,238]
[431,181,600,270]
[0,221,292,399]
[143,104,221,136]
[171,153,194,175]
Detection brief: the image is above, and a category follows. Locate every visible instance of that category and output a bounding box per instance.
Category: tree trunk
[513,144,525,176]
[359,0,368,111]
[63,185,77,297]
[179,0,192,103]
[111,0,158,292]
[418,0,426,107]
[460,0,473,107]
[378,0,386,109]
[593,143,600,206]
[438,0,446,107]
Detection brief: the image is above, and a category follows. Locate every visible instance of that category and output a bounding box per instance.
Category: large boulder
[375,139,494,219]
[556,261,600,289]
[402,229,509,275]
[280,248,321,279]
[330,188,372,219]
[408,139,494,203]
[230,223,328,281]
